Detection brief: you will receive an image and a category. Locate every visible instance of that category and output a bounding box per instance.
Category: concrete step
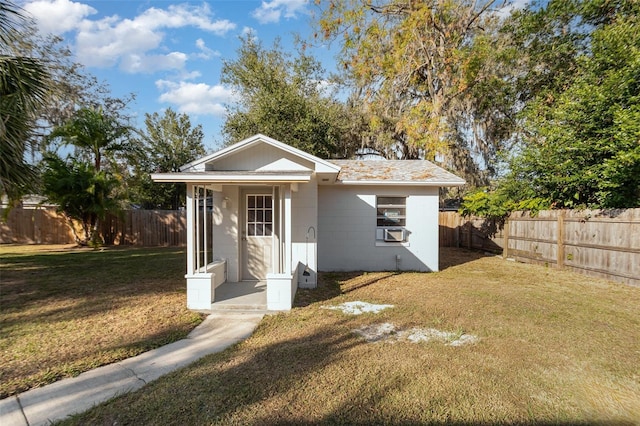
[210,302,268,312]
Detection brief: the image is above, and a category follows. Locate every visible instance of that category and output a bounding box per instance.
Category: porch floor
[212,281,267,311]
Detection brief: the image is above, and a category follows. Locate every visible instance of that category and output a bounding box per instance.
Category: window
[376,196,406,227]
[247,194,273,236]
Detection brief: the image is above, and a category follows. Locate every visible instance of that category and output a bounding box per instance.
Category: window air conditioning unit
[384,228,405,242]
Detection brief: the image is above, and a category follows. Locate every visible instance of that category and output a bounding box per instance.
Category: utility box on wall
[299,267,317,289]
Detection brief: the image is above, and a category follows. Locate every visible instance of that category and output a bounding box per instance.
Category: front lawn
[0,245,204,398]
[61,248,640,424]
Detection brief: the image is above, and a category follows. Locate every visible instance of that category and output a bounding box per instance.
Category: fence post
[557,211,565,269]
[503,217,509,259]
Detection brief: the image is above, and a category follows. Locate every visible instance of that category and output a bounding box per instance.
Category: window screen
[376,196,406,227]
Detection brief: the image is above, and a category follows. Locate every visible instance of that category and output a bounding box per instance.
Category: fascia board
[336,180,466,187]
[151,172,312,183]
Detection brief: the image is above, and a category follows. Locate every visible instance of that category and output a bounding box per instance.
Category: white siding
[209,143,315,171]
[208,180,319,283]
[291,177,318,280]
[318,185,439,272]
[211,187,240,282]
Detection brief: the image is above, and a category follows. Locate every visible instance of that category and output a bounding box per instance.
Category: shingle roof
[328,160,465,186]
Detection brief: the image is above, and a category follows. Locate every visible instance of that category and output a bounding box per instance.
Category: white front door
[242,192,273,280]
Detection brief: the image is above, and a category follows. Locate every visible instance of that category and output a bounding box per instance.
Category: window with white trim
[376,196,408,243]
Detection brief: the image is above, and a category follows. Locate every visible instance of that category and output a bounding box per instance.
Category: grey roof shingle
[329,160,465,186]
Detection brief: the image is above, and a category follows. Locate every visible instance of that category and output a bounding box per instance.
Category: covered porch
[151,135,340,311]
[211,281,267,311]
[154,171,312,311]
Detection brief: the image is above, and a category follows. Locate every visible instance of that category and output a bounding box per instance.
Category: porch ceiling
[151,170,313,184]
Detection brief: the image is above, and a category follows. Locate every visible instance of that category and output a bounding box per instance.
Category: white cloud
[496,0,530,19]
[194,38,220,60]
[251,0,309,24]
[241,26,258,42]
[23,0,96,35]
[156,80,236,116]
[132,4,235,36]
[24,1,236,73]
[314,79,339,97]
[75,15,163,68]
[120,52,188,74]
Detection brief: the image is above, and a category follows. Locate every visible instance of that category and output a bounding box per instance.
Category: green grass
[59,248,640,425]
[0,245,204,398]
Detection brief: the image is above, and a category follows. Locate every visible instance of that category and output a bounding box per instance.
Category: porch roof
[151,170,313,184]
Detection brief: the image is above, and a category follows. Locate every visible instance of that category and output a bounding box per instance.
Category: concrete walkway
[0,312,264,426]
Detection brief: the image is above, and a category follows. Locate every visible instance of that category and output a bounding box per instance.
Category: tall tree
[462,0,640,215]
[131,108,206,209]
[316,0,513,184]
[501,0,640,209]
[47,106,132,172]
[221,35,349,158]
[42,107,133,244]
[0,0,50,203]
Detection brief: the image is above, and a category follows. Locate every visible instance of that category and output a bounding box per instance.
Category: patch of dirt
[322,301,394,315]
[353,322,479,346]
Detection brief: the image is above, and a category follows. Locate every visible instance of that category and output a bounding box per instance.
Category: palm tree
[0,0,50,204]
[43,107,133,245]
[48,107,132,172]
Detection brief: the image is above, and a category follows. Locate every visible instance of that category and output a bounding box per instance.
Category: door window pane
[246,194,273,237]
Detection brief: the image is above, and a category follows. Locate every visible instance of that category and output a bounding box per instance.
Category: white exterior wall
[210,143,315,171]
[318,185,440,272]
[211,187,240,282]
[206,180,318,284]
[291,177,318,287]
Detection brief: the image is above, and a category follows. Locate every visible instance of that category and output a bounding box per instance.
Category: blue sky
[20,0,337,151]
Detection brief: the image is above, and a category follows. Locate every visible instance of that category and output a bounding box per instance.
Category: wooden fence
[0,209,186,247]
[100,210,186,246]
[439,209,640,286]
[0,208,76,244]
[3,207,638,286]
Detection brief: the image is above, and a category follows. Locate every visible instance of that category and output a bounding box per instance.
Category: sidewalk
[0,312,264,426]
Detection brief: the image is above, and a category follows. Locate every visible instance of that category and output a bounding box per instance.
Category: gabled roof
[152,134,465,187]
[180,134,340,174]
[329,160,465,186]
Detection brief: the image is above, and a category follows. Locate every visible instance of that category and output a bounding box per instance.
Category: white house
[152,134,465,311]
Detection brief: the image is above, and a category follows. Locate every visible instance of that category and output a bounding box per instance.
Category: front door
[242,192,273,280]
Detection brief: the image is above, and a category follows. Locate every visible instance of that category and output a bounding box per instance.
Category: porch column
[284,184,292,275]
[271,185,278,274]
[186,184,195,275]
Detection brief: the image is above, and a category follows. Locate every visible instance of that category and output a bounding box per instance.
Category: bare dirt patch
[353,322,480,346]
[322,301,393,315]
